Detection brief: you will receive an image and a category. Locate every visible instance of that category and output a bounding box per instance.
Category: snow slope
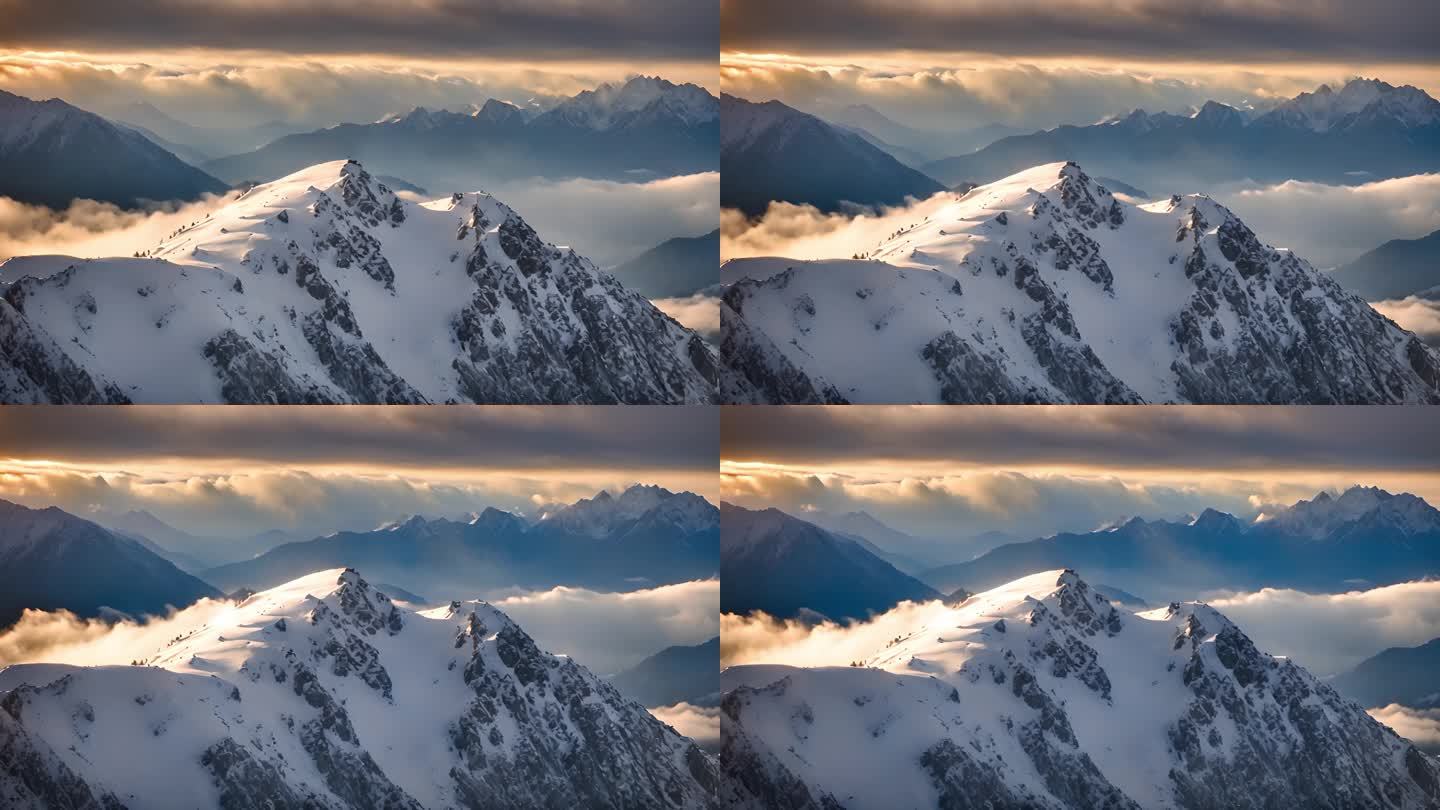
[0,160,715,403]
[0,569,718,809]
[721,162,1440,404]
[721,569,1440,809]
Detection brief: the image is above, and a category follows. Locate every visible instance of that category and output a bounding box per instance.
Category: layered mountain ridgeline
[612,229,720,299]
[0,160,715,403]
[1333,638,1440,711]
[204,76,718,188]
[613,637,721,708]
[920,487,1440,597]
[1333,229,1440,301]
[0,569,718,809]
[721,504,939,622]
[0,90,227,209]
[0,499,219,628]
[722,569,1440,810]
[721,94,945,216]
[720,162,1440,404]
[923,79,1440,191]
[203,485,717,596]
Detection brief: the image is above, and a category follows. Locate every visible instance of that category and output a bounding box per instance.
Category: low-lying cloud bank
[1371,296,1440,346]
[722,578,1440,683]
[0,192,240,264]
[649,702,720,751]
[1368,705,1440,753]
[493,579,719,676]
[0,598,232,668]
[653,294,720,340]
[720,173,1440,274]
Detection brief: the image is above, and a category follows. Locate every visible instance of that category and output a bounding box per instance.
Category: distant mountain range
[0,499,219,627]
[203,76,718,189]
[203,485,718,597]
[919,486,1440,598]
[611,636,720,708]
[723,569,1440,809]
[922,79,1440,193]
[720,503,939,621]
[611,229,719,299]
[1332,636,1440,712]
[1332,229,1440,300]
[0,568,718,808]
[816,102,1023,165]
[721,94,944,216]
[0,89,227,209]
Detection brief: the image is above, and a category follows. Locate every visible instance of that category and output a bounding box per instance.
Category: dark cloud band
[0,0,718,60]
[722,0,1439,63]
[722,406,1440,472]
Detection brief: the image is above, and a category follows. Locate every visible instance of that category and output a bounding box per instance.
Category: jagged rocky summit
[720,161,1440,404]
[721,569,1440,809]
[0,160,716,403]
[0,568,718,809]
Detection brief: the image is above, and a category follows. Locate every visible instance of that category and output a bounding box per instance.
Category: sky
[721,406,1440,551]
[0,406,719,539]
[721,0,1440,133]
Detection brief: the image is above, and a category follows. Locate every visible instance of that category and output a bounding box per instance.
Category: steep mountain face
[0,500,220,628]
[204,76,718,188]
[1333,229,1440,301]
[0,90,227,209]
[721,569,1440,809]
[203,486,718,595]
[612,636,721,708]
[721,95,945,216]
[721,504,940,621]
[613,229,720,299]
[919,487,1440,597]
[1332,638,1440,710]
[720,161,1440,404]
[0,569,718,809]
[0,160,715,403]
[922,79,1440,191]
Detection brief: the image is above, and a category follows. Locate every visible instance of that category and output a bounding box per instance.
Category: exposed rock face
[721,569,1440,809]
[0,160,715,403]
[721,162,1440,404]
[0,569,717,809]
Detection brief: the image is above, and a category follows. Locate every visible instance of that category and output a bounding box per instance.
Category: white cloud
[0,192,239,264]
[720,195,952,263]
[653,293,720,339]
[492,172,717,267]
[0,599,232,667]
[493,579,719,675]
[1207,580,1440,676]
[1368,705,1440,752]
[649,702,720,751]
[721,600,948,669]
[1371,296,1440,345]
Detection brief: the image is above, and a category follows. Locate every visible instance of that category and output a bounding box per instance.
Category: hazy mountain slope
[722,569,1440,809]
[0,90,227,208]
[1332,229,1440,300]
[0,159,715,403]
[922,79,1440,191]
[721,95,945,216]
[0,569,718,808]
[612,637,721,707]
[919,487,1440,597]
[203,486,718,596]
[721,504,939,621]
[720,161,1440,404]
[1332,638,1440,710]
[612,229,720,298]
[204,76,718,188]
[0,500,220,628]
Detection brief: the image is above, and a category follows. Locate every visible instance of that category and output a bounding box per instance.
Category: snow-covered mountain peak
[722,160,1440,404]
[1,158,716,403]
[548,76,717,130]
[542,484,714,539]
[1267,486,1440,538]
[1262,77,1440,132]
[0,567,718,808]
[722,568,1440,808]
